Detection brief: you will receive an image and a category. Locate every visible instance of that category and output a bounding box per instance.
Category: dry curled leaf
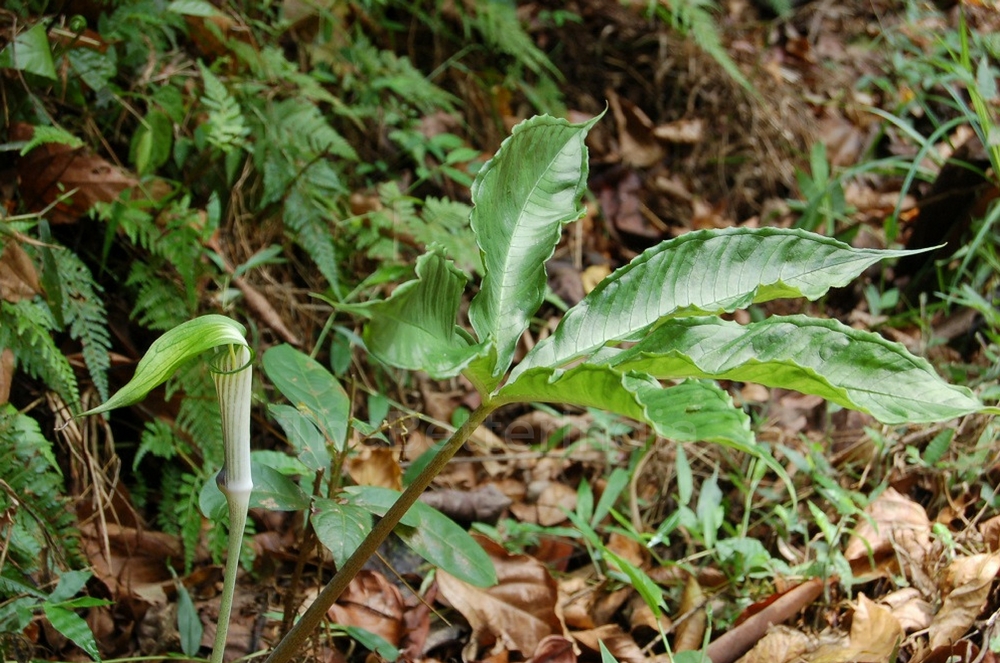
[844,487,931,573]
[327,570,405,647]
[573,624,646,663]
[0,241,41,302]
[437,535,560,660]
[807,594,903,663]
[929,552,1000,649]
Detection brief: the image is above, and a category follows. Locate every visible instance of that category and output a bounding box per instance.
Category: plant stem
[264,400,497,663]
[212,490,249,663]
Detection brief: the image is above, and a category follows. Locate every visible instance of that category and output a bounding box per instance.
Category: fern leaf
[19,125,83,155]
[0,299,80,410]
[53,249,111,402]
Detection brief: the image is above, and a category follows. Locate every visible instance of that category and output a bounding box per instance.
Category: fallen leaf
[929,552,1000,649]
[807,594,903,663]
[528,635,576,663]
[15,123,139,224]
[733,625,819,663]
[881,587,933,633]
[608,91,664,168]
[0,241,41,302]
[652,118,704,144]
[327,570,405,647]
[844,487,931,573]
[573,624,646,663]
[346,446,401,490]
[674,575,707,651]
[437,535,560,660]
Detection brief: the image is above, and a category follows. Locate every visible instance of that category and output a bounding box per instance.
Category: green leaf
[48,570,91,604]
[80,315,248,416]
[264,344,350,449]
[176,582,204,657]
[333,625,400,661]
[602,548,666,617]
[345,486,497,587]
[498,364,752,448]
[468,114,600,381]
[514,227,925,377]
[131,110,173,176]
[605,315,990,425]
[268,404,332,472]
[312,498,373,568]
[42,604,101,661]
[0,23,56,79]
[349,252,482,379]
[200,461,311,519]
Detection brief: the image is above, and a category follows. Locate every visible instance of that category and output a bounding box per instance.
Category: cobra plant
[266,112,997,661]
[80,316,252,663]
[84,113,997,662]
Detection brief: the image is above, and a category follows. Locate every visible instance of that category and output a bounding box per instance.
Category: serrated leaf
[605,315,990,425]
[263,344,350,449]
[345,486,497,587]
[498,364,752,448]
[468,114,600,382]
[349,252,483,379]
[80,315,248,416]
[312,498,372,568]
[42,604,101,661]
[514,227,926,378]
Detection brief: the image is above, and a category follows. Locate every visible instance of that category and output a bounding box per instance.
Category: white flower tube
[210,343,253,663]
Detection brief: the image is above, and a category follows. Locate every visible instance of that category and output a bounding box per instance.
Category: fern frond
[656,0,754,93]
[466,0,561,79]
[198,61,251,153]
[285,184,343,290]
[126,262,191,331]
[0,299,80,410]
[0,404,82,580]
[51,249,112,402]
[19,125,84,155]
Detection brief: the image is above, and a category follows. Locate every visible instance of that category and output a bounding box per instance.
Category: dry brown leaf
[652,118,704,144]
[528,635,576,663]
[511,481,576,527]
[327,570,405,647]
[608,92,664,168]
[346,446,401,490]
[580,264,611,294]
[0,349,13,405]
[881,587,933,633]
[419,485,512,524]
[734,625,819,663]
[0,241,41,302]
[606,532,645,569]
[627,593,671,637]
[929,552,1000,649]
[674,575,707,651]
[807,594,903,663]
[844,487,931,573]
[14,123,139,224]
[80,522,185,603]
[437,535,560,660]
[559,576,596,630]
[573,624,646,663]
